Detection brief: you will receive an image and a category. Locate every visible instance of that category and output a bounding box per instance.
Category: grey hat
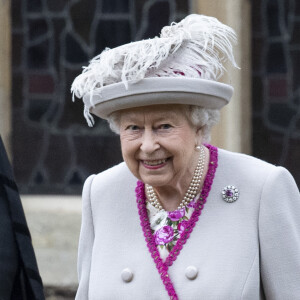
[71,14,238,126]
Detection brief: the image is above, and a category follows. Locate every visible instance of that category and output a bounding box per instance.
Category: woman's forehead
[119,104,186,121]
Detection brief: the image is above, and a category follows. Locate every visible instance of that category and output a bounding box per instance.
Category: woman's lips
[141,158,169,170]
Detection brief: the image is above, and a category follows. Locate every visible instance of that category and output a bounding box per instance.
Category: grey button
[121,268,133,282]
[185,266,198,280]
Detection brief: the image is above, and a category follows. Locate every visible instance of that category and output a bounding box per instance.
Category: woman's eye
[159,124,172,129]
[126,125,140,131]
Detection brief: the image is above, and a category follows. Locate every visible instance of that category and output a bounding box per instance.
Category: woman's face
[119,105,202,188]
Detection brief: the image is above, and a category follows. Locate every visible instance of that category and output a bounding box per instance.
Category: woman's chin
[139,163,173,187]
[141,175,171,188]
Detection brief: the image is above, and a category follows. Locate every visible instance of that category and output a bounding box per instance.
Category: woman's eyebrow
[153,113,178,122]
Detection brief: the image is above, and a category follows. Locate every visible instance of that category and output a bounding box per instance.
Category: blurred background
[0,0,299,298]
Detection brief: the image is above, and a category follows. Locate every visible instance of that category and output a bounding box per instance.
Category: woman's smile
[141,158,170,169]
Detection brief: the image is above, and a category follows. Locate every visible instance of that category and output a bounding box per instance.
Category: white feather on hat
[71,14,238,126]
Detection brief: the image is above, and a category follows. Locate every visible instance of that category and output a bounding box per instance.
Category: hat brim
[83,77,234,119]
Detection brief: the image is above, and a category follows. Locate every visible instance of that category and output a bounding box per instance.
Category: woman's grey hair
[184,106,220,142]
[107,105,220,143]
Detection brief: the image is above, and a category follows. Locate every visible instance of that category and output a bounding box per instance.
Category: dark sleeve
[0,137,45,300]
[0,184,18,299]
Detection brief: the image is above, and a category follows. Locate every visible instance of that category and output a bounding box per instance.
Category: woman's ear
[194,126,203,146]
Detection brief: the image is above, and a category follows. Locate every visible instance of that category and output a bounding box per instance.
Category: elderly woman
[72,15,300,300]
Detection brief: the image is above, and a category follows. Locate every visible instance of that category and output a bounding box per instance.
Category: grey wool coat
[75,148,300,300]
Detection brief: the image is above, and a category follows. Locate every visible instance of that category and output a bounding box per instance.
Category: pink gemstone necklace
[135,144,218,299]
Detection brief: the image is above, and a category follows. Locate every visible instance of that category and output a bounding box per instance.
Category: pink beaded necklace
[135,145,218,299]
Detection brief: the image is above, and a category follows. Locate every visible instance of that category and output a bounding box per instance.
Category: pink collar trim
[135,144,218,299]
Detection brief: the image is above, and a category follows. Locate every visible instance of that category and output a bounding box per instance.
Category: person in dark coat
[0,136,44,300]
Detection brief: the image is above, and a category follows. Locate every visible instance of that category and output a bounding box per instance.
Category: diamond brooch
[222,185,239,203]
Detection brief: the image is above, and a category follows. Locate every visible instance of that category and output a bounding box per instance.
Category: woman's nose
[140,131,160,154]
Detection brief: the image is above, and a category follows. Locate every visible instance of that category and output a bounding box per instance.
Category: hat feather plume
[71,14,238,126]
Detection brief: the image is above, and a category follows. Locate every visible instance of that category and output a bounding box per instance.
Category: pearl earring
[195,145,201,151]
